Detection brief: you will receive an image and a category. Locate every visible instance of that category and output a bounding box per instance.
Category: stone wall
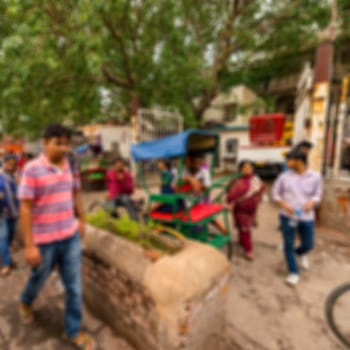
[320,178,350,233]
[83,251,158,349]
[83,225,231,350]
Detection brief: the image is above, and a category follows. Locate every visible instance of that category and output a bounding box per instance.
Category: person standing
[227,161,265,260]
[18,124,95,349]
[0,154,19,276]
[272,151,323,286]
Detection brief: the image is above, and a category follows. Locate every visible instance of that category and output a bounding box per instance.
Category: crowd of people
[0,122,323,348]
[103,139,322,287]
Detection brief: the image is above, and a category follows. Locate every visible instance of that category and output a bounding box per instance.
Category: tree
[0,0,332,136]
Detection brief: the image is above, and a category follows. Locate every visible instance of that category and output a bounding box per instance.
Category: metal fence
[135,107,183,183]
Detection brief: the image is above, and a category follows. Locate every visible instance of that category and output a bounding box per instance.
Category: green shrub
[87,210,181,254]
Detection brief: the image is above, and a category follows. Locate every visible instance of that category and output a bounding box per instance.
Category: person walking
[272,151,323,286]
[18,124,95,349]
[292,140,314,156]
[0,153,19,276]
[227,160,265,260]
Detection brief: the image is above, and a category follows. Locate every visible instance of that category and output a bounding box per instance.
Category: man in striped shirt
[18,124,95,350]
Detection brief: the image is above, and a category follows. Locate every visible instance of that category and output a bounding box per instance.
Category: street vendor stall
[131,129,238,258]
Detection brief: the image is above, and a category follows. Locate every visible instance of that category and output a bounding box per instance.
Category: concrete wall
[83,225,232,350]
[203,85,263,124]
[320,178,350,233]
[99,126,132,157]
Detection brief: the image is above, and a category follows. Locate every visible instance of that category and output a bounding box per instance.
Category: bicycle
[325,282,350,348]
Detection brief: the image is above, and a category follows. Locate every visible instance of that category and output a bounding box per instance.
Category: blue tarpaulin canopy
[75,144,89,155]
[131,129,219,161]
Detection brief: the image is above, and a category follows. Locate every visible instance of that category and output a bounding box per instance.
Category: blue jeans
[0,218,17,267]
[280,215,315,274]
[21,233,82,338]
[113,195,139,221]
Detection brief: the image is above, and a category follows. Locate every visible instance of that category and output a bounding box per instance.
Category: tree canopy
[0,0,332,137]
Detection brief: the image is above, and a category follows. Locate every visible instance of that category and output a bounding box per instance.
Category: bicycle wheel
[325,283,350,348]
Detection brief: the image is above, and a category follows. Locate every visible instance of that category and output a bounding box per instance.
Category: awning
[131,129,219,161]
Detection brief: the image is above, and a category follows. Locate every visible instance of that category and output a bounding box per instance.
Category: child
[151,159,176,213]
[158,159,175,195]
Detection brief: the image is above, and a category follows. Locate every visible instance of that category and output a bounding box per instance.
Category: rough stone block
[83,224,232,350]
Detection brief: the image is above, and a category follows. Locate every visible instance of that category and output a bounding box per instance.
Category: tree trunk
[193,0,252,123]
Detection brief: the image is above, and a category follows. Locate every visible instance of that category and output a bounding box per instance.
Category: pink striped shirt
[19,154,80,245]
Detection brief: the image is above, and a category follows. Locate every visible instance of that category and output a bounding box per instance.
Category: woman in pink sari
[227,161,265,260]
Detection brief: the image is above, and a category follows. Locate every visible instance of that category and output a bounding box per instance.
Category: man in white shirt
[182,156,211,194]
[182,155,227,234]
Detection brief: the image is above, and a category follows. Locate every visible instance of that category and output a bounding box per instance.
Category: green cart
[131,129,238,258]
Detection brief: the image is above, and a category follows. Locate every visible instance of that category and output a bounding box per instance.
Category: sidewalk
[0,251,134,350]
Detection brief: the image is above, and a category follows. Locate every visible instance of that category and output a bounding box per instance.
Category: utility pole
[308,0,338,172]
[130,94,139,177]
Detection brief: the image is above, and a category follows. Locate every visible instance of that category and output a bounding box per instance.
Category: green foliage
[86,208,112,231]
[111,214,140,241]
[0,0,334,135]
[86,208,177,254]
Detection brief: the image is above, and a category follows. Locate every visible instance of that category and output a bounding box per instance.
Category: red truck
[238,113,293,178]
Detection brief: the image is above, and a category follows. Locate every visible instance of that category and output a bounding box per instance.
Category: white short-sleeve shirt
[183,167,211,188]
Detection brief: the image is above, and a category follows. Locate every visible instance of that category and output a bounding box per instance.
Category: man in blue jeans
[18,124,95,349]
[0,153,19,276]
[273,151,323,286]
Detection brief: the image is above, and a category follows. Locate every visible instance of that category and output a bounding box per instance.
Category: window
[225,138,238,156]
[223,103,238,122]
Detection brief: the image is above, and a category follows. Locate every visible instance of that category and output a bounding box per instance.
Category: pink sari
[227,175,265,253]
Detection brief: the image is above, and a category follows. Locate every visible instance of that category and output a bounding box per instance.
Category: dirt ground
[0,254,134,350]
[225,200,350,350]
[83,189,350,350]
[1,189,350,349]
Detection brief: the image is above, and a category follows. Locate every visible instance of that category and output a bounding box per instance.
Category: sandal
[0,266,11,277]
[19,303,34,324]
[10,260,18,269]
[244,252,254,261]
[64,332,96,350]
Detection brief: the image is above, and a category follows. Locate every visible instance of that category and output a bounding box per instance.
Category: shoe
[63,331,96,350]
[300,255,310,270]
[285,274,300,286]
[19,303,34,325]
[0,266,11,277]
[244,252,254,261]
[10,260,18,269]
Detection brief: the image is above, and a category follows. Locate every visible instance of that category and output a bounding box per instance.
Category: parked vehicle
[238,113,293,179]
